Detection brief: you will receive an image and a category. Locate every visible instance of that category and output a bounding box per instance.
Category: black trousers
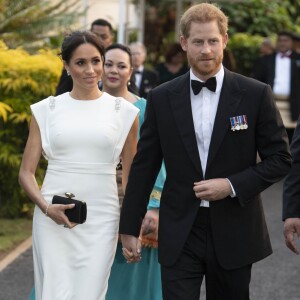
[161,208,252,300]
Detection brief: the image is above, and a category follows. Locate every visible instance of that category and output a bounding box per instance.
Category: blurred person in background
[155,42,189,84]
[252,31,300,143]
[292,32,300,54]
[129,42,159,99]
[259,38,275,56]
[283,118,300,256]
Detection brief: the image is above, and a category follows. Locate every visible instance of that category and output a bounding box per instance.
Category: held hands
[121,234,142,263]
[283,218,300,254]
[193,178,232,201]
[46,204,77,229]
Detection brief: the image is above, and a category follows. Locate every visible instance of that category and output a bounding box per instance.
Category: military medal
[230,115,248,131]
[238,115,244,130]
[230,117,236,131]
[242,115,248,129]
[235,116,240,130]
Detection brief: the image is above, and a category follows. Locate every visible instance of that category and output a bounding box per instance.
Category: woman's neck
[70,87,102,100]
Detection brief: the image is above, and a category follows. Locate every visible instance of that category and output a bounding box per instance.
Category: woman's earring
[127,81,131,86]
[67,70,70,76]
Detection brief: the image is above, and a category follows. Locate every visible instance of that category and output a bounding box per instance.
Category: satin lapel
[206,70,244,170]
[168,72,203,177]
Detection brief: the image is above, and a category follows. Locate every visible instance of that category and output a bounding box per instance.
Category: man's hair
[129,42,147,55]
[180,3,228,38]
[91,19,113,34]
[278,31,293,39]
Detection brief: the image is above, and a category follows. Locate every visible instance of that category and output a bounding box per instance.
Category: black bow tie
[191,77,217,94]
[280,52,291,58]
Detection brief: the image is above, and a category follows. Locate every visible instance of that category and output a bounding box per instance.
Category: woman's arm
[121,116,139,193]
[19,116,75,228]
[19,116,46,212]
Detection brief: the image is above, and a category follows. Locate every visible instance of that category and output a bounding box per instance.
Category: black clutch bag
[52,192,87,224]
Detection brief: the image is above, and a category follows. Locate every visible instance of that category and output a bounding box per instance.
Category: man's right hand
[120,234,142,263]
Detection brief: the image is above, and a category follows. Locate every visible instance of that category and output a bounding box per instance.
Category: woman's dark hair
[164,43,185,64]
[105,43,133,67]
[59,31,105,64]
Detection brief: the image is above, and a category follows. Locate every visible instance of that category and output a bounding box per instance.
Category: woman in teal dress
[29,43,165,300]
[103,43,165,300]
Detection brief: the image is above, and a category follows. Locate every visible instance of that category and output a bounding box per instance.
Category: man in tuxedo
[55,19,114,95]
[129,42,159,99]
[252,31,300,143]
[283,119,300,255]
[120,3,291,299]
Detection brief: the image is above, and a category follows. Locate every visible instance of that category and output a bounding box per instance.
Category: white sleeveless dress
[30,92,139,300]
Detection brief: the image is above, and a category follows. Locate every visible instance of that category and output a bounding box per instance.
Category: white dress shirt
[273,52,291,97]
[134,66,144,89]
[190,66,233,207]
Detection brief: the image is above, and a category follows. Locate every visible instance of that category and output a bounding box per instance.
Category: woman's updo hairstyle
[59,31,105,64]
[105,43,133,67]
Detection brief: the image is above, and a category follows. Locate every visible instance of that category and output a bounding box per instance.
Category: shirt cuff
[226,178,236,198]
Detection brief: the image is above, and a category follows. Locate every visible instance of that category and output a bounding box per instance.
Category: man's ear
[180,36,188,52]
[223,34,229,49]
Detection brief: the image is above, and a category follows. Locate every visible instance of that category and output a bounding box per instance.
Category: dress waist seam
[47,160,117,175]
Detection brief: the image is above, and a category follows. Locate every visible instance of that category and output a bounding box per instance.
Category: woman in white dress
[19,31,139,300]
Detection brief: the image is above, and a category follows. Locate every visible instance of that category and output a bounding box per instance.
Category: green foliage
[0,218,32,257]
[0,42,62,218]
[227,33,268,75]
[219,0,297,35]
[0,0,84,51]
[138,0,300,73]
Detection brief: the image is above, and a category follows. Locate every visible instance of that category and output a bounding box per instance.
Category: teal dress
[106,97,165,300]
[29,97,165,300]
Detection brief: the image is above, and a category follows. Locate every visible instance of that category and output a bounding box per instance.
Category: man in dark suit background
[120,3,291,300]
[283,118,300,255]
[252,31,300,143]
[129,42,159,99]
[55,19,114,95]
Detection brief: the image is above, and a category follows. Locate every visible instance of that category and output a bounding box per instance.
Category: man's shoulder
[154,73,188,92]
[226,69,269,91]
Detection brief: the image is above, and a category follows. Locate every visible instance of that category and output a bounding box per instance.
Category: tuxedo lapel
[168,72,203,177]
[206,69,244,169]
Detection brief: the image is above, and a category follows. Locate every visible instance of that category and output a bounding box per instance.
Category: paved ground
[0,180,299,300]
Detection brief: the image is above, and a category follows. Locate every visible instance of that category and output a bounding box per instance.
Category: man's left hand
[283,218,300,254]
[193,178,232,201]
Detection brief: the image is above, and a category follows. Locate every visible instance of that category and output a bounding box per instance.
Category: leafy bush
[0,41,62,218]
[227,33,273,76]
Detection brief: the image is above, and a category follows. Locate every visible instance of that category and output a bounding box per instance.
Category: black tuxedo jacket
[252,52,300,121]
[283,118,300,219]
[55,69,73,96]
[120,69,291,269]
[138,68,159,99]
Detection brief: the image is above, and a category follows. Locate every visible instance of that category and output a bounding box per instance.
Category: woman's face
[64,43,103,91]
[102,48,132,91]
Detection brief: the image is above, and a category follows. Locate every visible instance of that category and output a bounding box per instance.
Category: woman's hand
[141,209,159,235]
[47,204,77,229]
